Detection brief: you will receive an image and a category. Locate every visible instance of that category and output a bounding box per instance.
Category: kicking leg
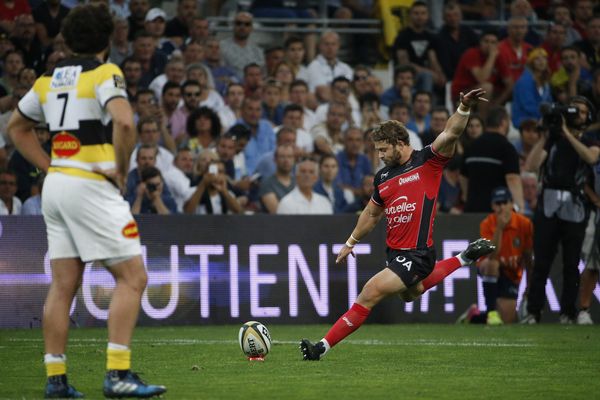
[301,267,408,360]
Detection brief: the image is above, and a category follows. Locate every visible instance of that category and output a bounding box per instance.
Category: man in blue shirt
[238,97,276,174]
[336,127,372,197]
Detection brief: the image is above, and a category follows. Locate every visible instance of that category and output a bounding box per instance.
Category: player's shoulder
[374,165,393,184]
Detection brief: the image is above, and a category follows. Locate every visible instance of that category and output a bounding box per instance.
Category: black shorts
[386,247,436,287]
[497,273,519,300]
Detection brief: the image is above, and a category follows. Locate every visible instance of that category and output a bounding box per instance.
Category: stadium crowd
[0,0,599,324]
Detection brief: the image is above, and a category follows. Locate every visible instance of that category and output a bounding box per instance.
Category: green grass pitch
[1,324,599,399]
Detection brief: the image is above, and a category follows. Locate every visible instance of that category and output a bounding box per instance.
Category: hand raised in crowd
[496,207,512,230]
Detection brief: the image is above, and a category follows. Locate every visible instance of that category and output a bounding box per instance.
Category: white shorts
[581,211,600,272]
[42,173,142,262]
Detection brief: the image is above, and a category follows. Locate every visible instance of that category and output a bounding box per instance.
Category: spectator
[314,154,350,213]
[351,65,374,100]
[380,65,415,108]
[165,0,197,46]
[149,58,185,104]
[583,70,600,117]
[254,126,297,180]
[126,0,149,41]
[387,102,423,151]
[305,30,353,102]
[264,45,284,76]
[514,119,541,168]
[436,2,479,83]
[203,36,239,96]
[109,18,131,66]
[452,30,513,114]
[110,0,130,19]
[169,80,202,140]
[315,76,360,127]
[358,93,383,131]
[0,50,24,94]
[161,81,182,126]
[511,47,553,128]
[132,88,158,120]
[573,0,594,39]
[132,30,167,88]
[238,96,276,174]
[463,187,533,324]
[460,107,524,213]
[507,0,542,46]
[174,147,195,180]
[458,0,497,21]
[278,103,313,155]
[186,16,210,46]
[243,62,264,99]
[498,17,533,84]
[521,171,538,217]
[259,144,296,214]
[289,79,318,132]
[541,23,567,73]
[10,14,43,73]
[523,96,600,323]
[219,83,245,132]
[32,0,69,48]
[186,63,225,111]
[575,17,600,72]
[0,170,21,215]
[551,46,592,101]
[406,91,431,136]
[143,8,172,56]
[121,57,143,100]
[220,12,265,79]
[393,1,445,94]
[438,156,463,214]
[457,114,484,156]
[227,123,252,181]
[277,158,333,214]
[284,36,308,82]
[215,134,237,180]
[552,3,581,46]
[129,117,175,172]
[181,106,221,156]
[272,61,294,103]
[421,106,449,147]
[336,126,372,197]
[184,160,243,215]
[262,79,285,126]
[311,101,347,155]
[343,173,374,214]
[130,166,177,214]
[22,172,44,215]
[182,40,205,66]
[0,0,30,34]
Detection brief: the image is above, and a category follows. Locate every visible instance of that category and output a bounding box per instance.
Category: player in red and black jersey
[301,88,496,361]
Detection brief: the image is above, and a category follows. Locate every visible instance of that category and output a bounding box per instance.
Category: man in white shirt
[306,31,353,102]
[149,57,185,102]
[0,170,22,215]
[277,104,314,154]
[129,117,175,172]
[277,158,333,215]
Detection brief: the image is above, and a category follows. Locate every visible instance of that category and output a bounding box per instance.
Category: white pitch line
[6,338,535,348]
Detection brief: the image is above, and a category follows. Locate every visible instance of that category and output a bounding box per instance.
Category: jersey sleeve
[95,63,128,108]
[371,171,384,206]
[425,145,451,171]
[17,86,45,123]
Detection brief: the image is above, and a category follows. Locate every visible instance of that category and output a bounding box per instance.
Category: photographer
[523,96,600,323]
[130,166,177,215]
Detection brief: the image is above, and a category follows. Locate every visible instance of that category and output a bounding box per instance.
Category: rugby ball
[239,321,271,359]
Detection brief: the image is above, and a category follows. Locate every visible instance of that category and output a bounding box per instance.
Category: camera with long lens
[146,183,158,193]
[539,103,580,134]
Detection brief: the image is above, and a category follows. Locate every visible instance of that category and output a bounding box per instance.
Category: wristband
[345,240,355,248]
[457,107,470,116]
[350,234,360,243]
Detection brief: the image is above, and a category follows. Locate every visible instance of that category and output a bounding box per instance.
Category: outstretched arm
[336,200,384,264]
[432,88,488,158]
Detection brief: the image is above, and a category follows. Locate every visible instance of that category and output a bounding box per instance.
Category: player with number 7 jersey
[8,4,166,398]
[300,88,497,361]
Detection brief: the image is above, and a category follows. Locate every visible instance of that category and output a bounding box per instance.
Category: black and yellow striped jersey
[18,57,128,181]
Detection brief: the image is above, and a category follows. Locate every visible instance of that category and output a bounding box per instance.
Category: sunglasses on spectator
[235,21,252,27]
[184,91,201,97]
